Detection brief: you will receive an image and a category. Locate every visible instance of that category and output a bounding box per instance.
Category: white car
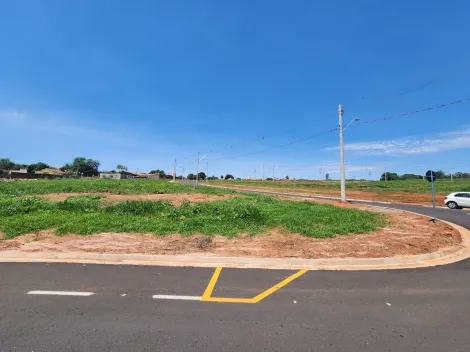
[444,192,470,209]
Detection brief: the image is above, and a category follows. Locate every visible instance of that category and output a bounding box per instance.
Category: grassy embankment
[0,179,385,240]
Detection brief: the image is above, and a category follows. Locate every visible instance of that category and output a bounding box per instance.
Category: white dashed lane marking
[27,291,95,296]
[152,295,201,301]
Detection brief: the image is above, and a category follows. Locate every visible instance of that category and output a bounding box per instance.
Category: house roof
[36,168,66,175]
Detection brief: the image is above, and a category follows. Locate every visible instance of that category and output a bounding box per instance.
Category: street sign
[426,170,436,183]
[426,170,437,224]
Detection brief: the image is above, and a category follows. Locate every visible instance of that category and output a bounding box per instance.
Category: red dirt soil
[207,184,447,206]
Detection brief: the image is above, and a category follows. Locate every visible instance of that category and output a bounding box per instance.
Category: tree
[63,157,100,177]
[285,176,289,180]
[224,174,234,180]
[380,172,399,181]
[0,158,15,170]
[59,163,72,172]
[197,172,206,180]
[435,170,446,179]
[150,169,166,178]
[399,173,422,180]
[116,164,128,172]
[27,162,50,174]
[325,173,330,180]
[187,173,195,180]
[221,175,224,179]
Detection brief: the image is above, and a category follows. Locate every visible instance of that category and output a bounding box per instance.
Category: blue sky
[1,0,469,179]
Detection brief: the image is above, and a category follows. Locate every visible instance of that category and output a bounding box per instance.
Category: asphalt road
[1,261,470,352]
[1,185,470,351]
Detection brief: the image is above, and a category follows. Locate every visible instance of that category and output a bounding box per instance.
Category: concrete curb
[0,221,469,271]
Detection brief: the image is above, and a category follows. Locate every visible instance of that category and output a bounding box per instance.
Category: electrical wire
[178,60,470,163]
[351,97,470,128]
[178,96,470,166]
[206,127,339,161]
[206,97,470,163]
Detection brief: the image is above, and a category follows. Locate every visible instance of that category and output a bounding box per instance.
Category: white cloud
[326,128,470,156]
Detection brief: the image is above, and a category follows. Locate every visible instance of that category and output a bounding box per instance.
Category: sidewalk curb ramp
[0,220,468,271]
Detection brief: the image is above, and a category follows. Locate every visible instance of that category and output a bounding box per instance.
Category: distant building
[100,171,148,180]
[7,168,65,179]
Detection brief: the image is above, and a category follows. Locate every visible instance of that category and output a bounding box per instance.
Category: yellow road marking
[201,266,222,300]
[251,269,307,303]
[204,297,256,304]
[201,267,308,304]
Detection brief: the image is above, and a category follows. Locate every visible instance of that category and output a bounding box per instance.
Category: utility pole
[338,104,346,202]
[262,164,265,181]
[254,168,256,180]
[206,162,209,182]
[450,167,453,182]
[272,165,275,180]
[173,158,176,182]
[319,165,323,179]
[384,164,387,182]
[196,152,200,186]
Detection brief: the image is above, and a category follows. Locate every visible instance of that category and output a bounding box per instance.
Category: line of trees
[380,170,470,181]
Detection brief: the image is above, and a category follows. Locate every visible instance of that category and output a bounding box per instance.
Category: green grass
[0,194,385,239]
[0,179,232,196]
[211,178,470,194]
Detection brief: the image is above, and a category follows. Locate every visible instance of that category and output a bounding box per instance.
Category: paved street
[1,187,470,351]
[1,260,470,351]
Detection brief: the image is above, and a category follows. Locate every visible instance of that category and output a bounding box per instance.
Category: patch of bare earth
[208,183,448,206]
[0,205,461,258]
[37,192,238,206]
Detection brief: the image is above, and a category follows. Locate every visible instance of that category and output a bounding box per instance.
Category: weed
[0,194,385,239]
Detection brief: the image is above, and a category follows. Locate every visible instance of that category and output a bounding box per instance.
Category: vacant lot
[0,179,461,259]
[205,179,470,205]
[209,179,470,193]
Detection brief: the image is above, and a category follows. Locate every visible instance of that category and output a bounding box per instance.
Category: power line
[179,96,469,167]
[352,97,470,128]
[178,127,305,162]
[352,61,470,108]
[206,127,339,161]
[206,97,470,162]
[178,60,470,163]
